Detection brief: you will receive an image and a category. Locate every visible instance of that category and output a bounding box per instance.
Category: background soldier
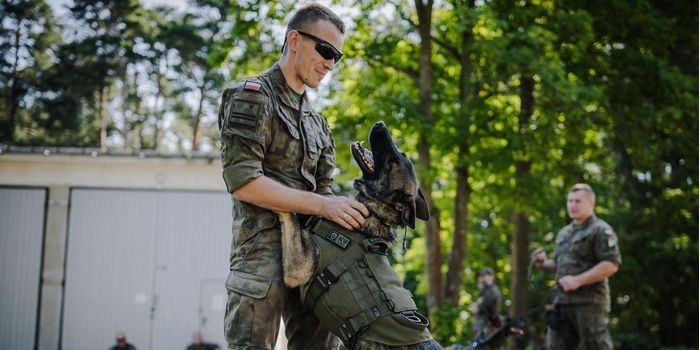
[217,3,368,350]
[533,183,621,350]
[109,331,137,350]
[470,267,502,338]
[185,332,219,350]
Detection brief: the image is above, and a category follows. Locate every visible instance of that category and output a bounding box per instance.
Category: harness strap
[305,219,367,308]
[305,217,402,348]
[332,257,395,348]
[306,243,364,308]
[339,257,395,334]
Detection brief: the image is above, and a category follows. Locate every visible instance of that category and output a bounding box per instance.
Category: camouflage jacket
[218,63,336,246]
[475,284,501,322]
[553,215,622,306]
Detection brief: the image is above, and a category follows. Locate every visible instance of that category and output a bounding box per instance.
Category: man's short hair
[286,3,345,35]
[478,267,495,276]
[569,183,596,202]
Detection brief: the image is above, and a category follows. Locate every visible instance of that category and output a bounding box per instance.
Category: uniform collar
[270,63,313,114]
[571,214,596,229]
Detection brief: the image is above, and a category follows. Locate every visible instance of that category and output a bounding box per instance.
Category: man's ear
[415,187,430,221]
[287,30,300,53]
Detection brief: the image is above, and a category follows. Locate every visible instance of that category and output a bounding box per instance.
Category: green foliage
[329,0,697,347]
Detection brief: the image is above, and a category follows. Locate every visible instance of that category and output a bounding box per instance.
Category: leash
[401,227,408,255]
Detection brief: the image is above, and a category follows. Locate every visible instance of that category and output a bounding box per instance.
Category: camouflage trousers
[224,227,338,350]
[545,303,613,350]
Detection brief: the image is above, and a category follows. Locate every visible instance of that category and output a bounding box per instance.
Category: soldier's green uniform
[472,283,501,336]
[546,215,621,350]
[218,63,338,350]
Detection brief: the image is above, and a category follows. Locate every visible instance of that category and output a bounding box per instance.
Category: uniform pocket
[572,235,591,258]
[276,105,300,139]
[224,270,279,349]
[301,117,324,157]
[225,270,272,299]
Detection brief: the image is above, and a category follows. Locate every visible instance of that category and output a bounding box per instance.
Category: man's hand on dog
[321,196,369,230]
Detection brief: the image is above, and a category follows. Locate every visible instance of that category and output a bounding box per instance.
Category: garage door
[62,188,232,350]
[0,187,47,350]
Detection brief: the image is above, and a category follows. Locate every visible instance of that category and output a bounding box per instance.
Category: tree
[67,0,147,150]
[0,0,56,144]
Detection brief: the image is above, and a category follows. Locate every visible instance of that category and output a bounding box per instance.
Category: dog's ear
[353,179,367,194]
[415,187,430,221]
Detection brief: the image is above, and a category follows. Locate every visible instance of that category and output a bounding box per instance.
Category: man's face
[567,190,594,223]
[292,20,344,89]
[116,336,126,348]
[478,274,493,286]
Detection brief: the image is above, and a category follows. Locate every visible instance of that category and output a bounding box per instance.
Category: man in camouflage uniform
[217,4,369,350]
[470,267,501,338]
[533,183,621,350]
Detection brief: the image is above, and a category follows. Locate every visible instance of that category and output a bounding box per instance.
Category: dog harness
[302,218,430,349]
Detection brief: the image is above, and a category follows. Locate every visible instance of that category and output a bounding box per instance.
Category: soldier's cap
[478,267,495,276]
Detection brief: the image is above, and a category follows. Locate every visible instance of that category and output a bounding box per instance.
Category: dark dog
[277,121,441,349]
[446,316,526,350]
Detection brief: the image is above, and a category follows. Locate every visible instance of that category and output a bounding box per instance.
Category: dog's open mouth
[351,141,374,175]
[352,121,394,177]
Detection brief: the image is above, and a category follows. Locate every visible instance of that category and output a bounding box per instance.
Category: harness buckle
[386,299,396,311]
[313,267,338,290]
[304,216,321,230]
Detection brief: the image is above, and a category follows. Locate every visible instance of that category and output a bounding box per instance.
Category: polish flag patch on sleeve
[243,80,262,92]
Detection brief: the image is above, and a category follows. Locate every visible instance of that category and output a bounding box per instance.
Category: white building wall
[0,151,247,350]
[0,187,47,350]
[62,188,231,350]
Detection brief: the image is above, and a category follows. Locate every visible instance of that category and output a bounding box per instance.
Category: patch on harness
[325,229,351,249]
[401,311,429,326]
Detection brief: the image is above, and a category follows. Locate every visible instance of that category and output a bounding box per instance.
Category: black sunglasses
[295,30,343,63]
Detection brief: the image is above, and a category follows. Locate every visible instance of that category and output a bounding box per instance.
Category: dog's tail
[277,212,317,287]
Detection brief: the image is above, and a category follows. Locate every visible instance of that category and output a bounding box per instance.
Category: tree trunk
[98,79,107,151]
[445,1,475,305]
[446,160,470,304]
[6,25,22,144]
[152,64,166,151]
[510,209,530,310]
[509,75,534,349]
[191,83,206,151]
[414,0,443,310]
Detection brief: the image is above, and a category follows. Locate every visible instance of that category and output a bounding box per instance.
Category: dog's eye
[395,203,405,211]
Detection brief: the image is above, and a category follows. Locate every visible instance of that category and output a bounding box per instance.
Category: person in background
[186,332,220,350]
[470,267,502,337]
[533,183,621,349]
[110,331,137,350]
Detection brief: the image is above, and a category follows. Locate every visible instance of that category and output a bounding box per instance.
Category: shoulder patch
[244,80,262,92]
[605,228,614,236]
